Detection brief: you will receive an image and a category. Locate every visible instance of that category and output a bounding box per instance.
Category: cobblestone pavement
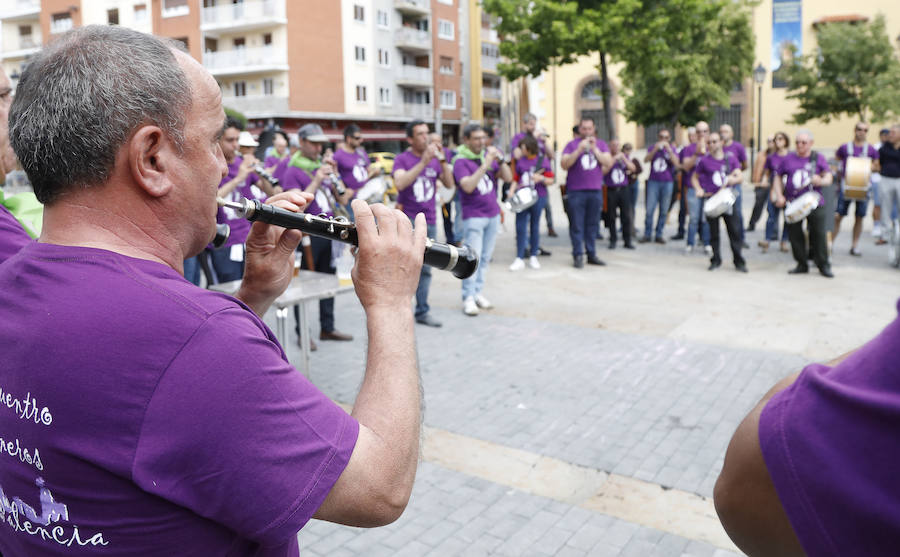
[274,188,898,556]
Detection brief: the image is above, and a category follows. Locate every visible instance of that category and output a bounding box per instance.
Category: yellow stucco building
[530,0,900,154]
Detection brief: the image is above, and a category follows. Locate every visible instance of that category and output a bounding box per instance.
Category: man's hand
[351,200,425,312]
[237,154,257,181]
[423,144,438,164]
[236,190,313,316]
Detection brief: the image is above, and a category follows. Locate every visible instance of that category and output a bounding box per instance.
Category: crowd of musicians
[195,111,900,334]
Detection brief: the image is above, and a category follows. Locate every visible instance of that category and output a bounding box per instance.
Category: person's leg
[622,188,634,246]
[808,205,830,272]
[544,195,555,235]
[607,188,619,247]
[765,197,778,242]
[833,188,848,241]
[461,217,485,301]
[787,221,807,270]
[749,186,767,230]
[453,196,463,243]
[530,197,546,256]
[708,216,722,265]
[734,185,746,242]
[725,209,745,267]
[515,210,528,259]
[656,181,673,240]
[700,198,711,247]
[415,223,437,318]
[644,180,661,239]
[584,190,601,257]
[687,188,700,247]
[850,199,867,252]
[480,215,500,291]
[568,190,587,257]
[676,182,687,237]
[879,177,900,240]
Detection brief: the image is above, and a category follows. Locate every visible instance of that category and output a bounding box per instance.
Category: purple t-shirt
[835,142,879,182]
[680,143,702,186]
[393,150,443,225]
[265,155,291,183]
[281,165,337,218]
[515,154,552,198]
[776,151,829,204]
[603,158,629,188]
[0,204,31,263]
[510,132,551,157]
[562,137,609,191]
[722,141,747,170]
[759,299,900,556]
[694,153,739,194]
[333,147,370,192]
[453,157,500,219]
[217,156,267,248]
[764,152,789,186]
[0,242,358,556]
[648,145,677,182]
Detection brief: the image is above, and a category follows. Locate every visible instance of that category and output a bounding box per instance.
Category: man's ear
[128,125,175,198]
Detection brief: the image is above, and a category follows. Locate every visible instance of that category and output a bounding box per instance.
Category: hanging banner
[771,0,802,88]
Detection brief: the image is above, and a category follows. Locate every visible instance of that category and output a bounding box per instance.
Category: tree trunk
[599,51,616,140]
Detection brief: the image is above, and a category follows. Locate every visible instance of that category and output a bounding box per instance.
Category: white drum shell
[508,187,538,213]
[785,191,820,224]
[703,188,736,218]
[356,176,388,204]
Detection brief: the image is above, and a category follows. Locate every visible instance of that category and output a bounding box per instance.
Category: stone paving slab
[298,462,742,557]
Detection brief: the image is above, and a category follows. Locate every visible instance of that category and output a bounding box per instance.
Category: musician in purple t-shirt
[692,133,746,272]
[392,120,454,327]
[720,124,748,244]
[680,121,712,252]
[1,26,424,556]
[560,117,612,267]
[834,122,880,256]
[716,299,900,557]
[334,124,379,194]
[603,139,636,250]
[453,123,511,316]
[772,130,834,277]
[642,129,678,244]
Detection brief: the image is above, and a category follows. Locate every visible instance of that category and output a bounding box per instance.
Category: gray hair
[9,25,192,204]
[523,112,536,124]
[796,129,814,141]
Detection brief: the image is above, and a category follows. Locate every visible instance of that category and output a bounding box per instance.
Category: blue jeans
[734,185,746,241]
[461,215,500,300]
[765,198,789,242]
[686,188,710,247]
[183,255,203,286]
[415,222,437,318]
[210,248,244,283]
[516,195,547,258]
[567,189,602,257]
[644,180,673,239]
[453,196,464,243]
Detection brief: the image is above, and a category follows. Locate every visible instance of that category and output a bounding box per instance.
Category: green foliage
[223,106,247,129]
[782,14,900,124]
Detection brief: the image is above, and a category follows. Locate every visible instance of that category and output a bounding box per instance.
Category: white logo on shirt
[352,163,368,183]
[580,153,597,170]
[412,177,435,203]
[476,174,493,195]
[792,169,810,189]
[611,168,626,185]
[713,170,725,188]
[652,157,668,173]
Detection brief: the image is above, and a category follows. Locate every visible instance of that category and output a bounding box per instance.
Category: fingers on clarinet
[413,213,427,252]
[353,200,377,247]
[395,208,413,236]
[370,203,397,240]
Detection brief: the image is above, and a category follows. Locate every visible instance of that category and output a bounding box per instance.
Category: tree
[601,0,756,131]
[782,14,900,124]
[482,0,619,138]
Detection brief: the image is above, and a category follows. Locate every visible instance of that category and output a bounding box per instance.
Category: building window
[134,4,148,23]
[440,90,456,109]
[107,8,119,25]
[263,78,274,96]
[50,12,73,34]
[438,20,454,40]
[355,46,366,62]
[581,80,603,101]
[234,81,246,97]
[377,10,389,28]
[379,87,392,106]
[162,0,189,17]
[356,85,367,102]
[263,33,272,46]
[378,49,390,68]
[354,4,364,22]
[439,56,453,75]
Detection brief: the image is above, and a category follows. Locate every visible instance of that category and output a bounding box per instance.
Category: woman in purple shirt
[508,134,553,271]
[755,132,790,253]
[692,132,746,272]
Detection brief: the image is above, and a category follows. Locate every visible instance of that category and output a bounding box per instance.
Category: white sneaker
[685,245,693,254]
[528,256,541,269]
[509,258,525,271]
[704,245,713,256]
[463,296,479,316]
[873,222,883,238]
[475,294,493,309]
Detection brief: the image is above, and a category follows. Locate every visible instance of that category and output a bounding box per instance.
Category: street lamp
[753,64,767,168]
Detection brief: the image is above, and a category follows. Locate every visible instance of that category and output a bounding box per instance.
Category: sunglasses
[351,135,363,140]
[856,127,868,132]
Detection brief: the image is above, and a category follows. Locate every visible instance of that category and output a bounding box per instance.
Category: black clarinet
[253,164,280,188]
[216,197,478,279]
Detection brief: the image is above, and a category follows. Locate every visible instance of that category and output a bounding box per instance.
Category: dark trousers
[787,204,829,271]
[294,235,335,335]
[441,195,455,244]
[707,210,745,267]
[567,189,602,257]
[606,186,632,246]
[749,186,769,229]
[210,248,244,283]
[544,196,554,231]
[674,182,687,234]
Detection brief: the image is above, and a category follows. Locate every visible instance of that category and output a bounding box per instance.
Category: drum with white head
[703,187,736,218]
[355,175,388,205]
[785,191,821,224]
[844,156,872,201]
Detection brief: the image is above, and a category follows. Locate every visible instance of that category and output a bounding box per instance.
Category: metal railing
[394,27,431,50]
[402,102,432,119]
[202,0,283,26]
[397,65,432,84]
[203,46,287,71]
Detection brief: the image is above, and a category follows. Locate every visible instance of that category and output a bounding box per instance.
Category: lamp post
[753,64,767,171]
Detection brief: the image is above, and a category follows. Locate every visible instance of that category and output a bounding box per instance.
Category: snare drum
[844,156,871,201]
[505,187,538,213]
[785,191,821,224]
[356,176,388,205]
[703,188,736,218]
[436,184,456,206]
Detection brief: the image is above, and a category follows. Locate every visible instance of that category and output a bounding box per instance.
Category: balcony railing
[396,65,431,85]
[481,28,499,43]
[482,55,498,73]
[17,36,37,49]
[483,87,501,101]
[221,95,289,115]
[203,46,287,73]
[394,27,431,51]
[49,18,73,34]
[202,0,284,28]
[0,0,40,19]
[402,102,432,119]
